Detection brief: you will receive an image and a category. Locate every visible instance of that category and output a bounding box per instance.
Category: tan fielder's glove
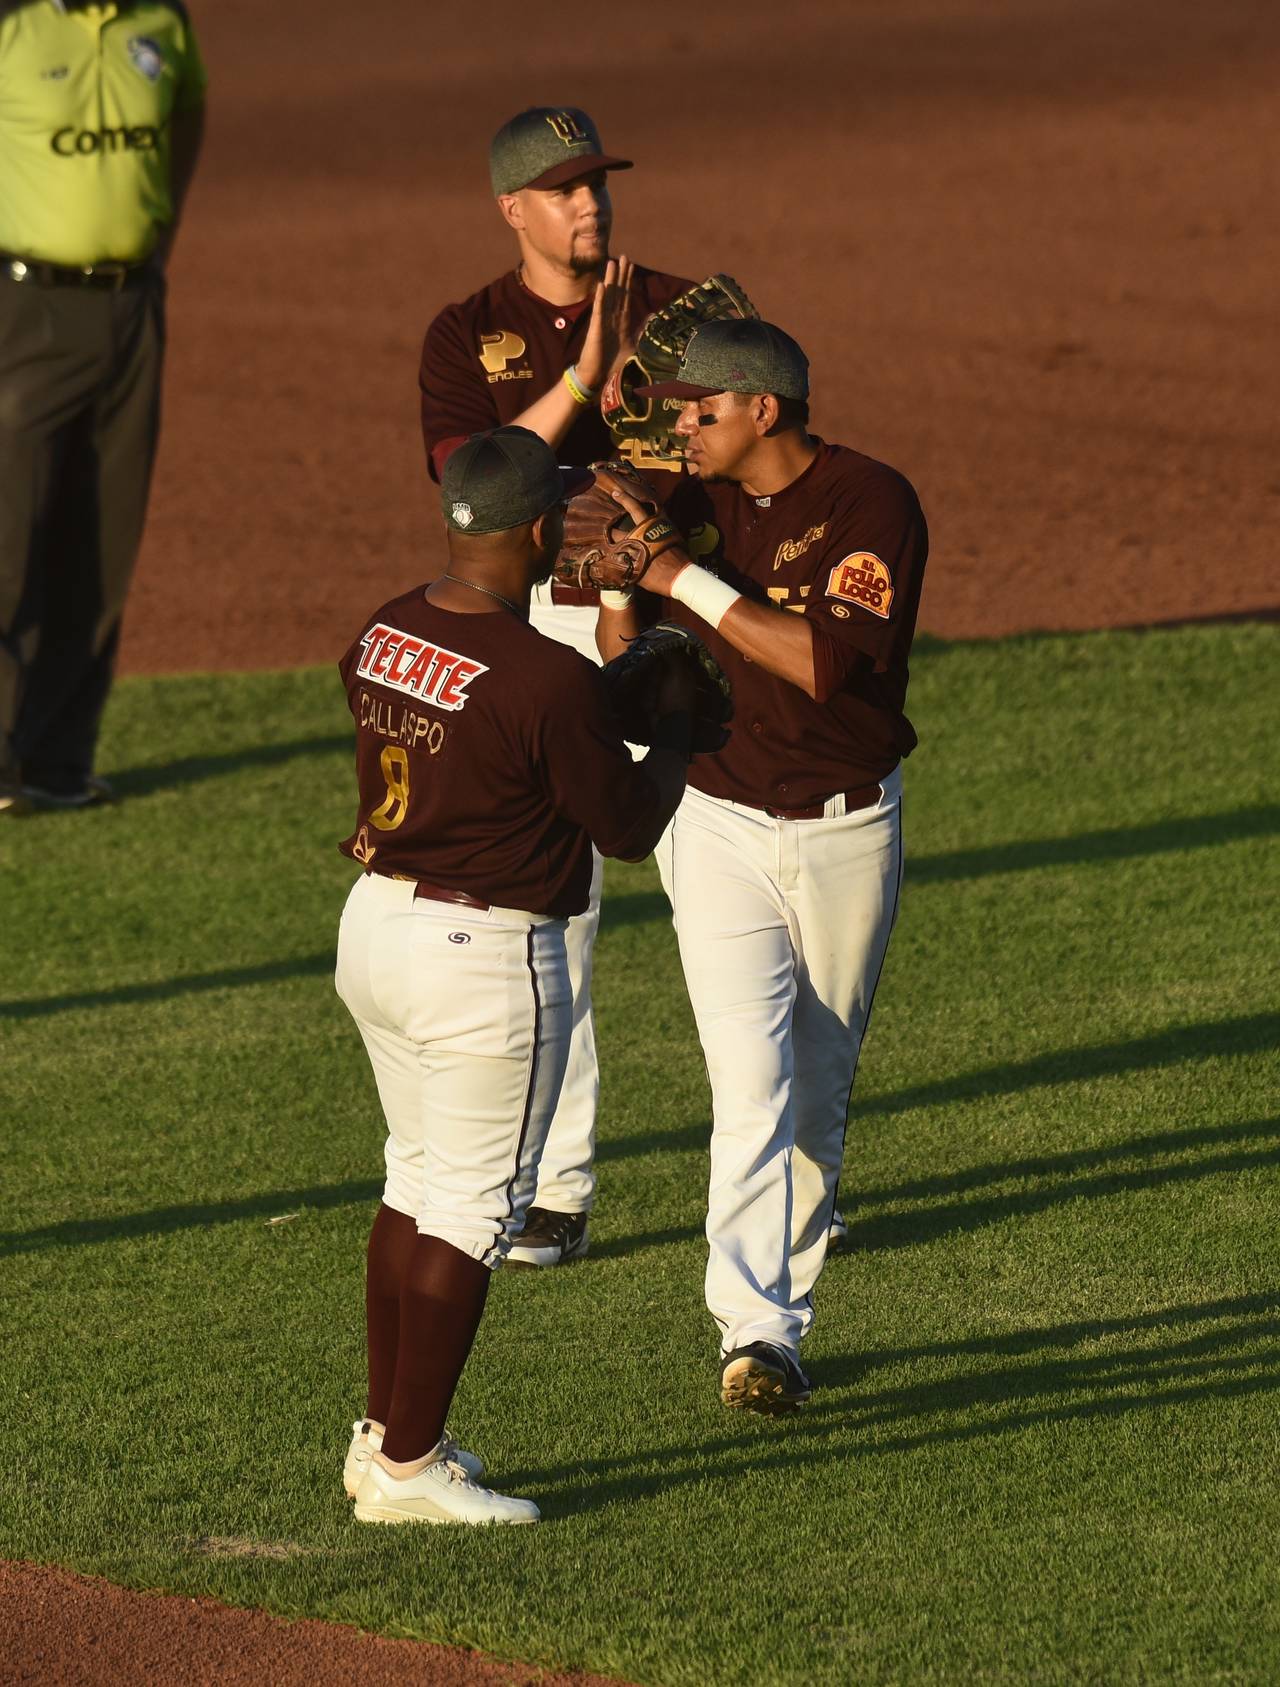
[601,275,760,471]
[552,461,683,592]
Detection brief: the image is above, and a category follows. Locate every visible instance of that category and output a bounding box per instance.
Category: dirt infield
[0,1560,632,1687]
[120,0,1279,676]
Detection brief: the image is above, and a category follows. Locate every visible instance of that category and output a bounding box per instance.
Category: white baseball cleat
[354,1444,539,1527]
[827,1209,849,1252]
[344,1419,483,1498]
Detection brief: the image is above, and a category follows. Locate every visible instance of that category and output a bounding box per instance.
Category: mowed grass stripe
[0,624,1277,1685]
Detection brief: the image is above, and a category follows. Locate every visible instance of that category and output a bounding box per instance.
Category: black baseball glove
[600,620,734,752]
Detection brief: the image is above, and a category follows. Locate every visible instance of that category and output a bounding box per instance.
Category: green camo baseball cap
[441,427,592,535]
[636,319,810,402]
[490,106,632,196]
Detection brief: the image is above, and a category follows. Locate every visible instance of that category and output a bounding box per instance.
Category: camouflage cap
[636,319,810,403]
[441,427,591,535]
[489,107,633,196]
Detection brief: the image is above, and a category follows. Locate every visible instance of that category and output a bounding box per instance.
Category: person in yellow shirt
[0,0,206,810]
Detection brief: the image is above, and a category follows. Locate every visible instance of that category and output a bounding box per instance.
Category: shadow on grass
[108,732,352,799]
[5,1015,1271,1256]
[504,1291,1280,1511]
[853,1011,1277,1122]
[595,1011,1278,1166]
[600,890,671,933]
[596,808,1280,925]
[845,1116,1280,1252]
[0,1178,381,1258]
[594,1116,1280,1261]
[908,803,1280,884]
[0,953,336,1020]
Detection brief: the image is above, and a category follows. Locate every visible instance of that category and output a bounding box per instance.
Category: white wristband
[599,589,633,610]
[669,563,742,631]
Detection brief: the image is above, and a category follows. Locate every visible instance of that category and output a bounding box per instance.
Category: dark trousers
[0,271,165,792]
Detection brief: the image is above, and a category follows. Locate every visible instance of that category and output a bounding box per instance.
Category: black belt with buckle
[3,255,150,292]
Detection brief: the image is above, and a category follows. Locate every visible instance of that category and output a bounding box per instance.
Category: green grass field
[2,624,1277,1684]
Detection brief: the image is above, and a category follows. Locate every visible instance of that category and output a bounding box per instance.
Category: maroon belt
[550,582,601,608]
[759,780,883,821]
[413,880,490,911]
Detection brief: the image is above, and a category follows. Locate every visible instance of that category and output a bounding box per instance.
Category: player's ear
[496,192,524,232]
[755,394,779,436]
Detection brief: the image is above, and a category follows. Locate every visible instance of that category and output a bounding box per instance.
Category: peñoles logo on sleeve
[826,553,894,619]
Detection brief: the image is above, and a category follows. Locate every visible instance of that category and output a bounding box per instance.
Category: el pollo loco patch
[826,552,894,620]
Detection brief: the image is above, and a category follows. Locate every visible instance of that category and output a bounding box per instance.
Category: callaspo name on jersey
[356,623,488,712]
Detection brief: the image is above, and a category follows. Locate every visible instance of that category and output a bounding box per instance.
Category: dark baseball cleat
[720,1342,812,1414]
[20,774,116,810]
[506,1206,589,1268]
[827,1209,849,1253]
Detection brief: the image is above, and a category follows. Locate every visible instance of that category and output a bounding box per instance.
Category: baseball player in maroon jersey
[418,106,692,1268]
[335,427,696,1525]
[598,320,929,1414]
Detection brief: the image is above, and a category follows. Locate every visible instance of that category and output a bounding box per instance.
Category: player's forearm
[615,737,690,861]
[595,596,644,661]
[643,554,819,698]
[511,377,590,452]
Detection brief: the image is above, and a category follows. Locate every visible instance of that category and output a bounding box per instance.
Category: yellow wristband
[562,365,594,406]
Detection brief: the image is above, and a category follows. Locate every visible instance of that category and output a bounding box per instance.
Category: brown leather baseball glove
[552,462,683,593]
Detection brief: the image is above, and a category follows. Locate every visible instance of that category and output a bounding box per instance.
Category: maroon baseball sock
[364,1203,419,1426]
[379,1234,492,1464]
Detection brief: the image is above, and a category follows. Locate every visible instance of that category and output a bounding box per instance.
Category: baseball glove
[553,461,683,592]
[600,620,734,752]
[601,275,760,471]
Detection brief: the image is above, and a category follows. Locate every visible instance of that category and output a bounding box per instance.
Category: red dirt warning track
[0,1560,631,1687]
[122,0,1279,677]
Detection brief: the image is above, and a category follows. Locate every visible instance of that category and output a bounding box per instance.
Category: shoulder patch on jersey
[127,37,165,82]
[826,553,894,620]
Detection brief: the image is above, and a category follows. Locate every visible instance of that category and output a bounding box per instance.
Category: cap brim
[633,379,723,400]
[524,154,633,191]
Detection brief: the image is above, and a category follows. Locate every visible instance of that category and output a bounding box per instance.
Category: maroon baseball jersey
[663,442,929,809]
[419,264,692,479]
[337,589,660,917]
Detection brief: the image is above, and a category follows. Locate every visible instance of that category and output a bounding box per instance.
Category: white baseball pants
[659,770,904,1357]
[335,873,572,1269]
[523,589,607,1215]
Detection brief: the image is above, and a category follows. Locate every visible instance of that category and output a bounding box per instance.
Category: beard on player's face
[522,177,612,274]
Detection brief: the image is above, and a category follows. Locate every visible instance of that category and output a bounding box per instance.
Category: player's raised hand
[578,255,634,391]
